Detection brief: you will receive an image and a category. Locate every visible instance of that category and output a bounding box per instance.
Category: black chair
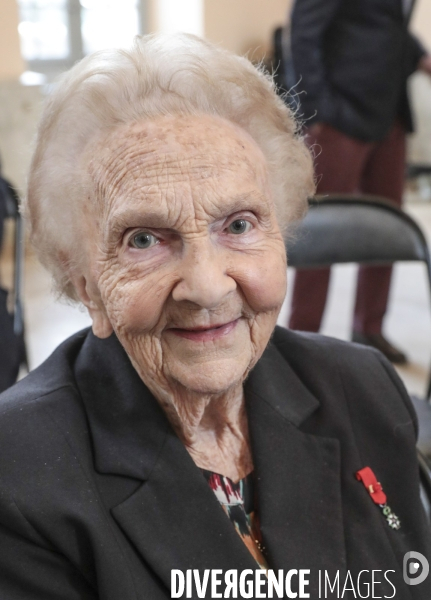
[0,174,27,392]
[285,194,431,460]
[406,164,431,180]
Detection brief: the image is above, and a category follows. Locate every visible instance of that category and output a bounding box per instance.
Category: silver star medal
[381,505,401,530]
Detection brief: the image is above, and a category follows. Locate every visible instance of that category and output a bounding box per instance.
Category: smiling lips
[167,318,240,342]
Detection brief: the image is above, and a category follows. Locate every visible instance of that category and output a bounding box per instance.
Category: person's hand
[418,54,431,77]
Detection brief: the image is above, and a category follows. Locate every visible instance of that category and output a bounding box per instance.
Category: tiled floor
[7,201,431,398]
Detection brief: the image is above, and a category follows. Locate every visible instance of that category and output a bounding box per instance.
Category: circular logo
[403,551,430,585]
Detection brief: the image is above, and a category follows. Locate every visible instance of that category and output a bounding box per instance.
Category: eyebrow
[217,192,268,214]
[105,191,268,242]
[104,207,169,244]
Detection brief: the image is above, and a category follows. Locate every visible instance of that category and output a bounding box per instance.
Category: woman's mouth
[167,318,240,342]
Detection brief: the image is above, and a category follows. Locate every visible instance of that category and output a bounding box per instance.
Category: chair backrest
[286,194,431,269]
[286,194,431,400]
[406,164,431,180]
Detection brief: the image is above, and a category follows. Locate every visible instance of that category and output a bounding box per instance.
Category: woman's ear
[73,276,114,339]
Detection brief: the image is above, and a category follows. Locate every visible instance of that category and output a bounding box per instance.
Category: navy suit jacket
[0,327,430,598]
[289,0,426,141]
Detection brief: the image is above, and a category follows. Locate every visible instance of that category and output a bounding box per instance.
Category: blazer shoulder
[0,329,91,478]
[271,326,417,437]
[0,327,89,416]
[271,325,410,392]
[271,325,385,367]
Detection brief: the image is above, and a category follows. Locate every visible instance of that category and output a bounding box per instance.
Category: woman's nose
[171,242,236,308]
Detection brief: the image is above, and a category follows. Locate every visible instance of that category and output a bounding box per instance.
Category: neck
[143,376,254,482]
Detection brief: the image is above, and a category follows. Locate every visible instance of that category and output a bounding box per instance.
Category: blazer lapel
[111,431,259,592]
[245,342,346,593]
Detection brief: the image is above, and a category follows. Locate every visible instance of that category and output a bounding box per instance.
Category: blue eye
[129,232,158,249]
[228,219,252,234]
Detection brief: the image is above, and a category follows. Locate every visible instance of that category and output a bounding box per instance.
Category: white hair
[25,33,314,300]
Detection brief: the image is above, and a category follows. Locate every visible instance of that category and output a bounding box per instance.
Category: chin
[169,361,249,396]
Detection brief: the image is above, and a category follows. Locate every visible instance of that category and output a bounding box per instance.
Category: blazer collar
[244,337,319,426]
[74,331,171,480]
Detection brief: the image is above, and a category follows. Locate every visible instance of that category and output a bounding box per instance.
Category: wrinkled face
[81,115,287,397]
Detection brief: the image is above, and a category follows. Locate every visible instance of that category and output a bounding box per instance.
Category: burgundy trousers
[289,121,406,334]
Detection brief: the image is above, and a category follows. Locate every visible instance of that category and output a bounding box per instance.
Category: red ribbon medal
[356,467,401,530]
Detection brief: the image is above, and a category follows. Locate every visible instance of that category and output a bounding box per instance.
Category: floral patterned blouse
[203,470,268,570]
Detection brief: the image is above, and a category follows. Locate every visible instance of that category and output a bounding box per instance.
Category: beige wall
[407,0,431,164]
[147,0,292,60]
[411,0,431,50]
[0,0,25,81]
[0,81,43,192]
[204,0,292,60]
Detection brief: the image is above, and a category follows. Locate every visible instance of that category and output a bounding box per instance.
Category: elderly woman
[0,34,429,599]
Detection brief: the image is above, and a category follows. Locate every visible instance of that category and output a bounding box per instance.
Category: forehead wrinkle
[98,152,237,219]
[93,134,261,194]
[90,111,268,178]
[130,151,246,186]
[89,140,156,196]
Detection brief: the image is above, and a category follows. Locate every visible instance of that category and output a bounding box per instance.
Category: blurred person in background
[287,0,431,363]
